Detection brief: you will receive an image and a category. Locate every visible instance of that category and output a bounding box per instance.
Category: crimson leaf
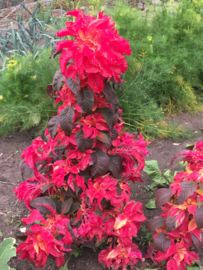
[47,115,59,138]
[76,87,94,114]
[98,107,115,129]
[91,148,109,177]
[177,181,197,205]
[148,216,165,232]
[62,198,73,214]
[52,70,64,93]
[195,205,203,229]
[154,232,171,252]
[30,197,56,214]
[65,76,80,95]
[59,105,74,136]
[75,130,93,153]
[109,155,123,178]
[155,188,172,208]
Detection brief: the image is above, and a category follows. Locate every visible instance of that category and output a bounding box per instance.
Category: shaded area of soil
[0,111,203,269]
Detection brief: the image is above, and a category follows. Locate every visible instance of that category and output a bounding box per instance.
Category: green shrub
[105,0,203,137]
[0,48,59,135]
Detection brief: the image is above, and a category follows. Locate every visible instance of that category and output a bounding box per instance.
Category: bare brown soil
[0,111,203,269]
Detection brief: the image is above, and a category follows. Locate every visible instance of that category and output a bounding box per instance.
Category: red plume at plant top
[56,9,131,93]
[14,9,148,270]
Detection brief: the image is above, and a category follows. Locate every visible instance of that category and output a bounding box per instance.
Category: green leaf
[0,231,2,237]
[163,170,174,183]
[146,198,156,209]
[0,238,16,270]
[186,266,200,270]
[144,160,167,189]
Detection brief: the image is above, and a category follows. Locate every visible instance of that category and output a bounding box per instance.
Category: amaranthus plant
[147,142,203,270]
[14,10,148,270]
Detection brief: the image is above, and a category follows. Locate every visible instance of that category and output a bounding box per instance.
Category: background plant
[105,0,203,137]
[0,48,59,135]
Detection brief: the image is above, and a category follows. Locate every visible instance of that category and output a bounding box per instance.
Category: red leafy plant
[14,10,148,270]
[147,142,203,270]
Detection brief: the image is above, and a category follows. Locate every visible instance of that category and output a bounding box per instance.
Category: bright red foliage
[14,10,147,270]
[148,143,203,270]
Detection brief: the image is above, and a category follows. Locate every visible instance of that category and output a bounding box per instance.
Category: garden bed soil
[0,111,203,270]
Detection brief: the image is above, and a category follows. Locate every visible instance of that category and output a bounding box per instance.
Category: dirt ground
[0,111,203,270]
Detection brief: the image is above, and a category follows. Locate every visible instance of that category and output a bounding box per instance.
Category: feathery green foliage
[0,48,59,135]
[106,0,203,138]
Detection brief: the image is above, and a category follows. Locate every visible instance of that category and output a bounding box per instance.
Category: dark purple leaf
[195,205,203,229]
[186,144,195,150]
[47,115,59,138]
[52,70,64,93]
[109,155,123,178]
[154,232,171,251]
[177,181,197,205]
[30,197,56,214]
[91,148,109,177]
[83,239,95,248]
[69,201,81,214]
[116,184,121,195]
[75,130,93,153]
[191,233,203,256]
[155,188,172,208]
[98,107,115,129]
[62,198,73,214]
[110,128,118,140]
[20,163,34,181]
[75,87,94,114]
[59,105,74,136]
[15,231,28,241]
[96,131,111,148]
[102,81,114,102]
[148,216,165,232]
[166,215,176,232]
[49,44,62,59]
[65,76,80,95]
[41,183,54,193]
[110,92,119,113]
[170,150,189,170]
[47,84,53,99]
[67,222,76,239]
